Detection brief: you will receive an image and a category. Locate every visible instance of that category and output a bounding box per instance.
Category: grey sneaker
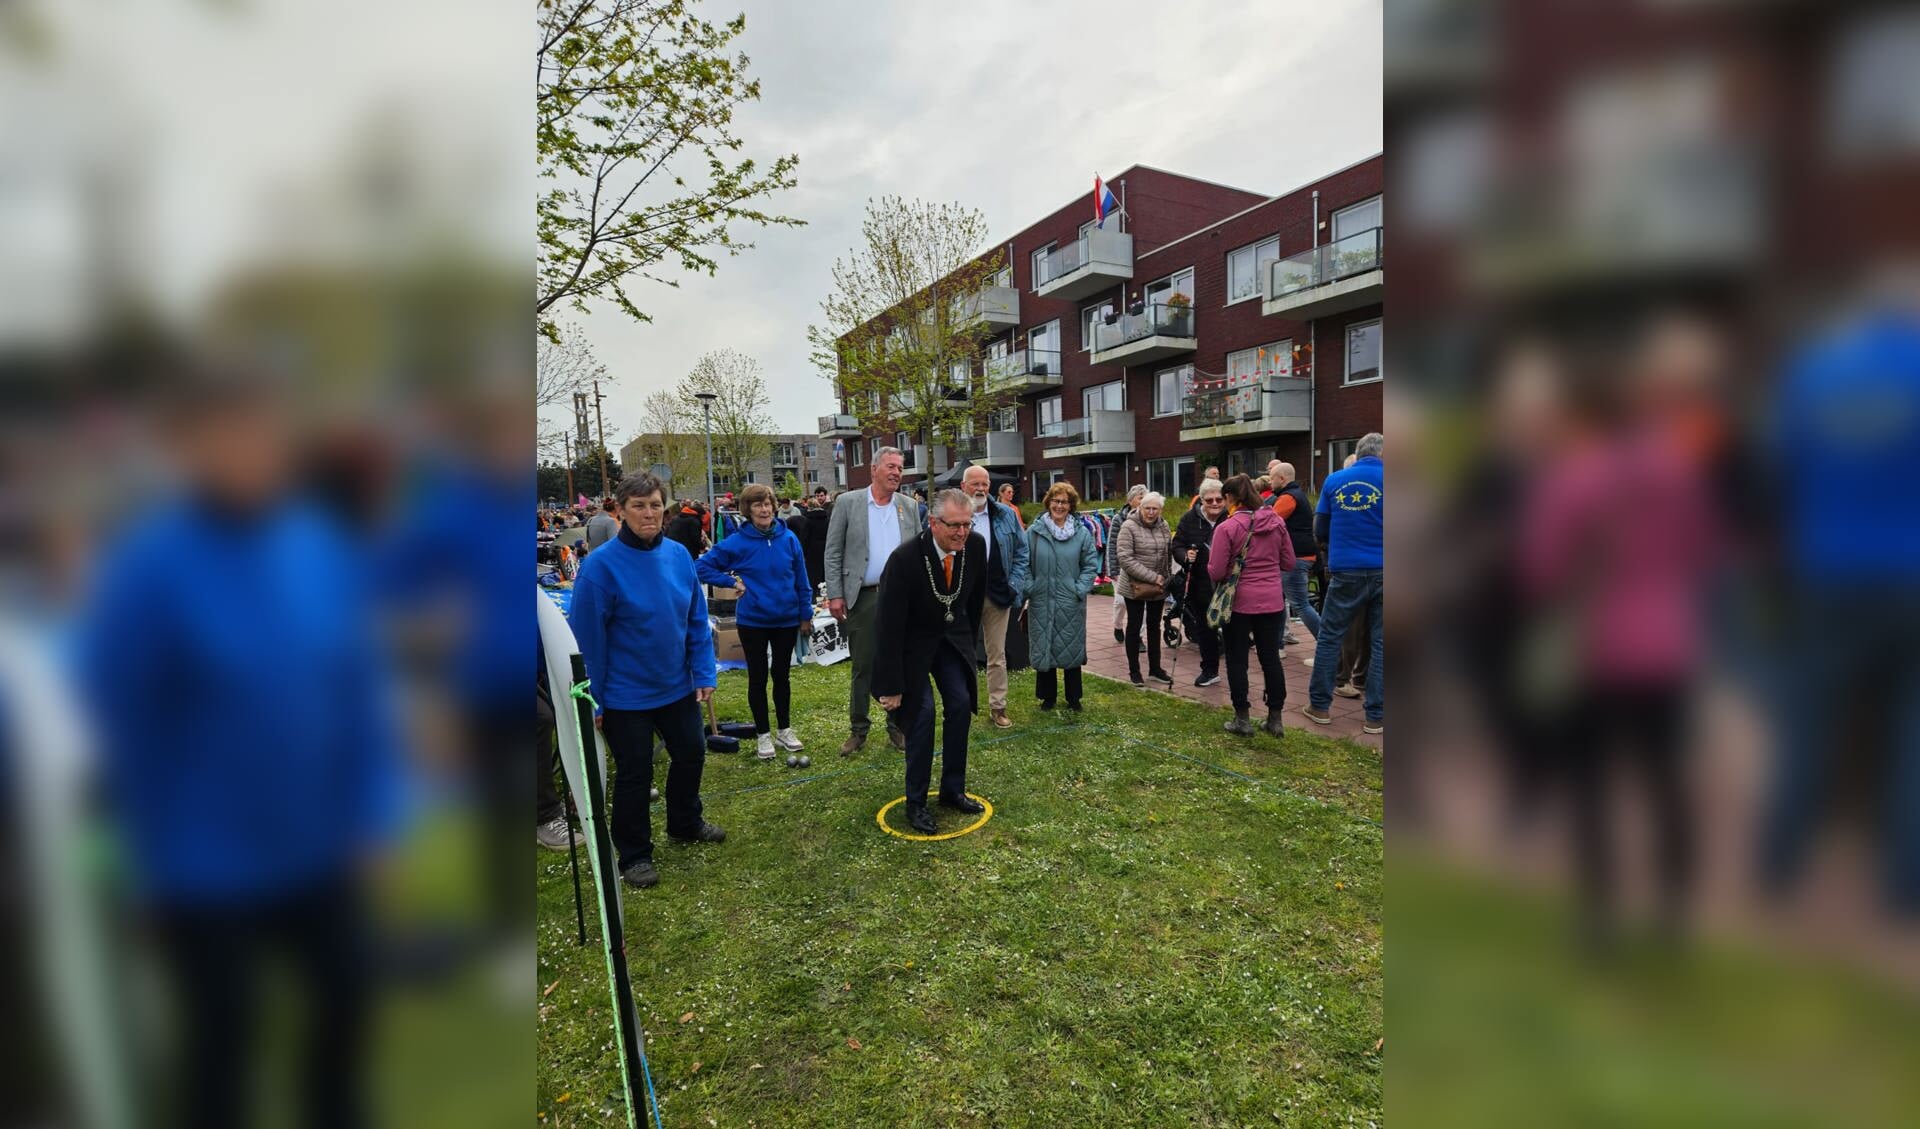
[536,817,581,852]
[621,860,659,889]
[1224,711,1254,736]
[1335,682,1362,699]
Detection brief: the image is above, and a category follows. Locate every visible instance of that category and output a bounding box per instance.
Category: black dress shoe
[887,724,907,751]
[669,821,726,844]
[938,793,985,814]
[904,805,937,834]
[1038,698,1055,710]
[621,860,659,888]
[1148,668,1174,685]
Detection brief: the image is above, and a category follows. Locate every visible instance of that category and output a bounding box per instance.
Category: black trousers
[152,873,369,1129]
[536,717,566,825]
[1035,665,1084,707]
[1564,685,1693,930]
[901,641,974,809]
[602,695,707,869]
[1123,596,1163,675]
[1224,610,1285,714]
[737,623,800,733]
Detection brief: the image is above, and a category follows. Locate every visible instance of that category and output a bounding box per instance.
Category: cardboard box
[711,615,745,663]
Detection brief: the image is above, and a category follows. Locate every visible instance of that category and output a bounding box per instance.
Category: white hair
[933,488,972,517]
[1139,491,1165,509]
[1196,478,1224,497]
[1127,484,1147,501]
[1356,432,1384,458]
[874,446,904,465]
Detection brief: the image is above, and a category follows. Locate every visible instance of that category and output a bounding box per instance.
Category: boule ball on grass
[798,755,810,768]
[786,754,799,767]
[649,787,660,800]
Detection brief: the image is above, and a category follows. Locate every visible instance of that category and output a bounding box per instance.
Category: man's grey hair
[1127,484,1147,501]
[962,464,991,483]
[1197,478,1224,497]
[874,446,904,466]
[1356,433,1384,459]
[933,488,973,518]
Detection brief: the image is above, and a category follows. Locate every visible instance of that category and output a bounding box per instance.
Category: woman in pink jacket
[1210,473,1297,737]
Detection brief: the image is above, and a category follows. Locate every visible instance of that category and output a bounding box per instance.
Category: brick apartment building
[620,432,836,501]
[822,155,1384,504]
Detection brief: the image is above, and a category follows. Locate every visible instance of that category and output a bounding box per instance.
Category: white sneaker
[755,733,776,759]
[1301,655,1315,669]
[774,727,804,752]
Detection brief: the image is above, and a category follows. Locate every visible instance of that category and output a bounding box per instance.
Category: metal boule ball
[787,754,799,767]
[798,755,810,768]
[649,787,660,800]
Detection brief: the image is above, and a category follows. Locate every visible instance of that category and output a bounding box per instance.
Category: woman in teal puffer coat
[1022,480,1101,710]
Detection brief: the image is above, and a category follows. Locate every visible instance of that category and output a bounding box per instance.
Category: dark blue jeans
[1309,569,1383,721]
[1284,557,1322,637]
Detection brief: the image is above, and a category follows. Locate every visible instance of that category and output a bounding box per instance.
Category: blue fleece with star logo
[1316,455,1384,569]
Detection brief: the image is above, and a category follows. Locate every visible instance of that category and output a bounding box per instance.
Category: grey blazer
[823,486,925,610]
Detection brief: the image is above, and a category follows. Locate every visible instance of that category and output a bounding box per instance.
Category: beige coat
[1114,514,1172,600]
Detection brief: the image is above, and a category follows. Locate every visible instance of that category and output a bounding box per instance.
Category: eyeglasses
[932,517,970,529]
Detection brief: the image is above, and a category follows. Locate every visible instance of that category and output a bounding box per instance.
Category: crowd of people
[550,437,1385,886]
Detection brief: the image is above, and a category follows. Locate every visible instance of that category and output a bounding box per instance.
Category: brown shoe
[839,732,866,757]
[990,708,1011,729]
[887,723,907,751]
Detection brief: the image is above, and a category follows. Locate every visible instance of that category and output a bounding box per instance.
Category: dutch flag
[1094,175,1119,228]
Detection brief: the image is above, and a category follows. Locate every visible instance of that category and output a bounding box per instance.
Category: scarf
[1042,511,1077,541]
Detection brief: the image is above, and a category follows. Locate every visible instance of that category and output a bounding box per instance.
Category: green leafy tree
[774,472,804,502]
[537,0,803,339]
[807,196,1012,458]
[679,348,773,495]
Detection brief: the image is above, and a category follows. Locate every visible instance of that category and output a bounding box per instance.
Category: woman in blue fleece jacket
[569,471,725,890]
[696,483,814,759]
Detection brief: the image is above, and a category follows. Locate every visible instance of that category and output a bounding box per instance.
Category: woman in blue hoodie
[697,483,815,759]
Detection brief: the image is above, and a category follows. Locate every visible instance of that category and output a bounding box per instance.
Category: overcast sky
[558,0,1382,447]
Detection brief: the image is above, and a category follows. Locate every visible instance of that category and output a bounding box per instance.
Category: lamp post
[695,391,718,508]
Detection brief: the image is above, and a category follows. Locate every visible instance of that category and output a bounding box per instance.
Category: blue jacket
[1316,455,1384,570]
[978,499,1030,607]
[570,527,716,710]
[695,518,814,628]
[78,498,405,903]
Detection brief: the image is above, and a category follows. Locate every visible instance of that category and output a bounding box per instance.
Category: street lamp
[694,391,718,509]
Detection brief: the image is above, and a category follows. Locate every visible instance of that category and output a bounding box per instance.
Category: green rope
[569,680,600,711]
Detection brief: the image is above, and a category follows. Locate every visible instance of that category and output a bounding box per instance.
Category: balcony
[1033,228,1134,302]
[954,429,1026,468]
[1178,377,1313,443]
[1090,301,1198,367]
[983,347,1062,394]
[818,413,861,438]
[961,285,1020,332]
[1042,410,1135,458]
[1262,227,1384,319]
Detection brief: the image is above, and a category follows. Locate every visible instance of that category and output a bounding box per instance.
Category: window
[1029,320,1060,370]
[994,265,1012,289]
[1333,196,1383,240]
[1154,365,1189,416]
[772,442,795,465]
[950,358,970,392]
[988,405,1019,432]
[851,440,864,467]
[803,442,817,459]
[1081,300,1117,351]
[1228,447,1279,478]
[1037,395,1063,437]
[1084,464,1117,501]
[1147,456,1198,498]
[1227,339,1292,388]
[1142,266,1195,310]
[1345,319,1382,384]
[1031,243,1056,289]
[869,436,882,459]
[1033,469,1066,498]
[1227,236,1281,303]
[1082,380,1123,416]
[1327,437,1360,481]
[806,469,819,484]
[744,471,757,484]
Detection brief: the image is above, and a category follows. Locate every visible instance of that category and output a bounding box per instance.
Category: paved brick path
[1065,595,1381,749]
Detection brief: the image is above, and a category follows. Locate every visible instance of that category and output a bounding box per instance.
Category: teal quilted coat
[1022,515,1102,671]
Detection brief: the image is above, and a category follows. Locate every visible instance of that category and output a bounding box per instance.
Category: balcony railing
[1091,301,1197,353]
[1033,228,1134,300]
[1042,410,1135,455]
[1181,377,1312,432]
[984,347,1062,390]
[1267,227,1384,300]
[817,413,860,436]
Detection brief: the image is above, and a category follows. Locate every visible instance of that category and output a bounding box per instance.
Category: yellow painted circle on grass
[876,794,994,841]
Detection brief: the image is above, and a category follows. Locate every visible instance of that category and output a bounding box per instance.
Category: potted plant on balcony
[1163,291,1194,338]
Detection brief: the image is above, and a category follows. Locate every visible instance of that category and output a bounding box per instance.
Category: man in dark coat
[872,489,988,834]
[665,500,705,559]
[790,497,831,594]
[1173,478,1227,687]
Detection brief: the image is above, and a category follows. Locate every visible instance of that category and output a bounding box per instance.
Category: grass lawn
[537,661,1382,1128]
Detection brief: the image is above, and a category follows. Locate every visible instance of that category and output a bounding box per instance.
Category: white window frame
[1081,300,1117,353]
[851,440,863,467]
[989,405,1019,432]
[1029,319,1061,373]
[1327,437,1359,478]
[1152,365,1188,418]
[806,469,819,484]
[1031,243,1056,291]
[1143,266,1195,308]
[1082,379,1124,417]
[772,442,795,465]
[1037,394,1063,437]
[1226,235,1281,305]
[1173,456,1197,498]
[1084,464,1117,502]
[745,470,757,484]
[1344,318,1383,386]
[1147,457,1175,497]
[1333,195,1383,241]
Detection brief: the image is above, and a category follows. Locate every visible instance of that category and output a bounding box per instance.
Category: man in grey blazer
[823,446,924,755]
